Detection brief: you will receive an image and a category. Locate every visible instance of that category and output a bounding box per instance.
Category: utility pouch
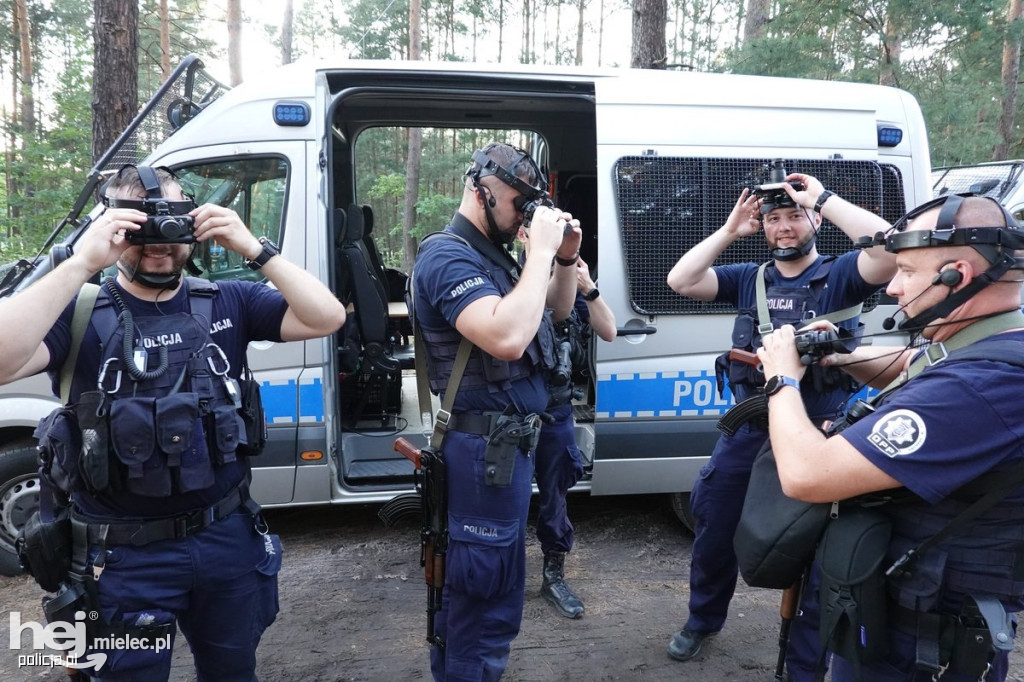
[17,508,71,593]
[77,390,111,493]
[817,505,892,666]
[948,595,1013,678]
[237,367,267,457]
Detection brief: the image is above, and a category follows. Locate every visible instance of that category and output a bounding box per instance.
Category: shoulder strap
[60,282,100,405]
[184,276,218,338]
[406,259,476,450]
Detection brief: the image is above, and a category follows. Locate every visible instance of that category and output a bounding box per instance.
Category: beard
[119,244,191,279]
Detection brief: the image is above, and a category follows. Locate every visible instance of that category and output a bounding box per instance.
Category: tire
[668,491,696,536]
[0,438,40,576]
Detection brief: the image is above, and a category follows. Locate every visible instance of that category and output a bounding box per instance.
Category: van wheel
[0,439,40,576]
[668,492,696,535]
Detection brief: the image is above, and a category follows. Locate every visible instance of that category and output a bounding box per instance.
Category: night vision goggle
[467,147,554,227]
[103,165,197,245]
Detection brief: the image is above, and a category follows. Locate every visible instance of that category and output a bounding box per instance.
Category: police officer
[664,172,896,679]
[0,166,346,681]
[412,142,581,680]
[760,195,1024,681]
[517,231,616,619]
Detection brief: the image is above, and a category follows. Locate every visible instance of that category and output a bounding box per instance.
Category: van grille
[613,157,904,315]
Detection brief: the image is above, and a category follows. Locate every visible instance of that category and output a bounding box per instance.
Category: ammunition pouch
[17,507,72,593]
[890,595,1014,680]
[483,412,541,488]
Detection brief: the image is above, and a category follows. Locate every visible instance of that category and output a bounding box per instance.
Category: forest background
[0,0,1021,268]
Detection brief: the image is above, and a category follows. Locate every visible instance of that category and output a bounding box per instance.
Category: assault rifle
[392,437,447,647]
[774,576,804,681]
[718,349,768,436]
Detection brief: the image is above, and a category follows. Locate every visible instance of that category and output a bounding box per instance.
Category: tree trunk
[93,0,138,165]
[282,0,295,64]
[403,0,423,271]
[631,0,667,69]
[159,0,171,80]
[879,10,902,87]
[995,0,1023,159]
[13,0,34,137]
[498,0,505,61]
[227,0,242,85]
[576,0,585,65]
[744,0,769,43]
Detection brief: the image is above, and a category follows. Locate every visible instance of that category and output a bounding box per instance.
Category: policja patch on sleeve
[866,409,927,457]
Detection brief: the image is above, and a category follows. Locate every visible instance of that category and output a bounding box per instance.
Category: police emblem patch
[866,409,926,457]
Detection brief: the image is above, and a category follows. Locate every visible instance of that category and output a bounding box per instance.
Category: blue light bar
[273,101,310,127]
[877,126,903,147]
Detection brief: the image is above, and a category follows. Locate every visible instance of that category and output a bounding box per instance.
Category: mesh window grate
[614,157,904,315]
[931,163,1024,202]
[100,67,227,174]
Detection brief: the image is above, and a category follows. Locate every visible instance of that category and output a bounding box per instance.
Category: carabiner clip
[97,357,122,394]
[204,342,231,376]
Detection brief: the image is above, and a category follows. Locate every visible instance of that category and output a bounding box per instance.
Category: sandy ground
[2,493,1022,681]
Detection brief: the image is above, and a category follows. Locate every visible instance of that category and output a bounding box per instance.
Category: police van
[0,56,931,573]
[932,160,1024,220]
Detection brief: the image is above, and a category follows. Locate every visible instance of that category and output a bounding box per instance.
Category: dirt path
[2,494,1022,681]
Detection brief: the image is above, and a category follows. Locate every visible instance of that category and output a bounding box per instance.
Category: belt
[447,411,505,436]
[73,482,259,547]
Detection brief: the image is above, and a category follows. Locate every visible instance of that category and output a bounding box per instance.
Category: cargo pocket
[561,444,585,492]
[446,515,519,600]
[209,404,245,466]
[110,398,170,497]
[97,608,176,674]
[253,532,283,636]
[156,393,213,492]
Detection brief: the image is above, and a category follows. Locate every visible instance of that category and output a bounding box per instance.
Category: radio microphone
[881,285,938,330]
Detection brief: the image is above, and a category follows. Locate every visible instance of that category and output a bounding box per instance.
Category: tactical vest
[869,340,1024,611]
[719,257,859,406]
[44,278,247,498]
[417,228,556,394]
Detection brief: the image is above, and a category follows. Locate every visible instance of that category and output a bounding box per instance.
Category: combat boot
[541,551,584,619]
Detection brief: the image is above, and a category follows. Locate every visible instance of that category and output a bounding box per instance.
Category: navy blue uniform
[687,252,876,680]
[414,216,549,681]
[534,295,588,556]
[832,332,1024,681]
[42,279,287,682]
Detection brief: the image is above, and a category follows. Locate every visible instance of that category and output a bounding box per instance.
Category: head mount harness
[858,193,1024,331]
[465,147,549,245]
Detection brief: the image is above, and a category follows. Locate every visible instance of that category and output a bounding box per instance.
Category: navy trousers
[430,429,535,682]
[533,403,585,555]
[88,510,281,682]
[685,423,823,680]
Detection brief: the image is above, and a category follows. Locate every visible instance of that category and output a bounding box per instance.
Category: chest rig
[416,218,556,395]
[57,278,247,498]
[717,257,861,403]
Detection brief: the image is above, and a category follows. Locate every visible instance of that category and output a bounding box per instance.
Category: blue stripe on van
[596,370,735,419]
[596,371,875,420]
[259,378,324,424]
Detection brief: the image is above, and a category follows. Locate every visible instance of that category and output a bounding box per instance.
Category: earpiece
[932,268,963,288]
[476,187,496,208]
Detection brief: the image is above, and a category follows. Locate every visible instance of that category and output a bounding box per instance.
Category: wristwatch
[245,236,281,271]
[583,287,600,301]
[764,375,801,397]
[813,190,835,214]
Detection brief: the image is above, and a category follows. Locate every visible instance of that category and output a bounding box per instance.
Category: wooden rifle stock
[394,437,422,469]
[728,348,761,368]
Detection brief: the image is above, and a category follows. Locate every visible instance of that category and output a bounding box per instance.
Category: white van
[0,56,931,572]
[932,160,1024,220]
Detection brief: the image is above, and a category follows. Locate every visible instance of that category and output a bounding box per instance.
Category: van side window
[613,157,905,316]
[175,157,289,282]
